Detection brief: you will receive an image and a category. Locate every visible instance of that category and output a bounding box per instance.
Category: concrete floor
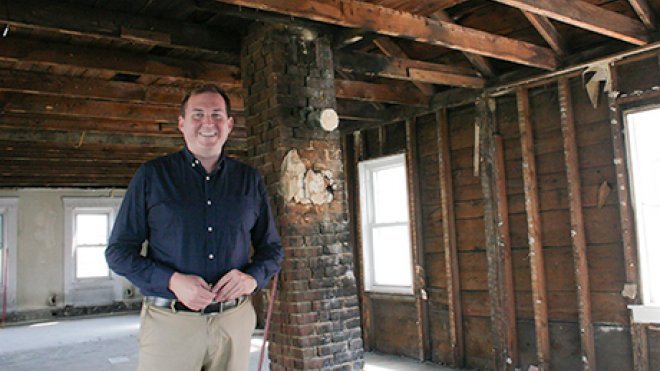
[0,314,454,370]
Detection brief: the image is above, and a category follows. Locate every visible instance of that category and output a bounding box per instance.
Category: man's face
[178,91,233,158]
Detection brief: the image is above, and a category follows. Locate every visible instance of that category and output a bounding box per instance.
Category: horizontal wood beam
[0,0,240,63]
[0,69,244,110]
[335,51,484,88]
[335,79,429,106]
[215,0,558,70]
[0,36,241,87]
[0,112,248,139]
[371,37,435,95]
[493,0,649,45]
[336,100,385,122]
[1,92,177,122]
[430,11,496,78]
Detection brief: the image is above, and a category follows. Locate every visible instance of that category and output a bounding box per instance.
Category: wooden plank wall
[345,50,660,370]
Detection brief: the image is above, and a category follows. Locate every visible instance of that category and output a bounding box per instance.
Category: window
[0,198,18,313]
[63,198,122,306]
[74,212,111,279]
[625,106,660,323]
[358,154,413,294]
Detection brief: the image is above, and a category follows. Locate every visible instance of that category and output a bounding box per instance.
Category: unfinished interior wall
[0,189,139,321]
[345,50,660,370]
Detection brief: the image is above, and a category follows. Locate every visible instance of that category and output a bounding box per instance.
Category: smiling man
[106,85,283,371]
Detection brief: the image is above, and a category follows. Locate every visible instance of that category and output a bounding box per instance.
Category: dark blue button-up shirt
[106,147,283,298]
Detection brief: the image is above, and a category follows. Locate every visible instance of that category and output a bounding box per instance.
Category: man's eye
[192,113,204,119]
[212,113,224,120]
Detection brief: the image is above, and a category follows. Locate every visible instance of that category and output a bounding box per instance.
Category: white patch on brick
[279,149,335,205]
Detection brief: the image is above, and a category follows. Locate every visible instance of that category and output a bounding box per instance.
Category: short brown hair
[179,84,232,117]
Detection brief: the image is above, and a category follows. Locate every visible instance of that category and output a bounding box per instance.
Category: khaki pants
[137,299,256,371]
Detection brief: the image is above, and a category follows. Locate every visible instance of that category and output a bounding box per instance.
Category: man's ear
[227,117,234,132]
[178,116,184,132]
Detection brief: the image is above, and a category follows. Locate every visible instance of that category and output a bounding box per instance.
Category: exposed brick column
[242,24,364,370]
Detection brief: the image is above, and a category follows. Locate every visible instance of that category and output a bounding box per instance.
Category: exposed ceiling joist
[430,11,496,78]
[523,12,568,56]
[0,92,178,122]
[0,69,244,111]
[492,0,649,45]
[628,0,657,29]
[335,79,429,106]
[0,0,240,63]
[0,36,241,87]
[335,51,485,88]
[371,37,435,95]
[214,0,558,70]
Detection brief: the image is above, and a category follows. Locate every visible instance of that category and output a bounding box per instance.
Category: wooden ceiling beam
[430,11,497,78]
[0,36,241,87]
[523,12,568,56]
[628,0,657,29]
[371,37,436,95]
[0,69,244,111]
[215,0,558,70]
[336,100,385,122]
[492,0,649,45]
[1,92,177,122]
[335,50,484,88]
[335,79,429,106]
[0,0,240,63]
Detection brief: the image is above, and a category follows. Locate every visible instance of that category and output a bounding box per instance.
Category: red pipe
[257,273,278,371]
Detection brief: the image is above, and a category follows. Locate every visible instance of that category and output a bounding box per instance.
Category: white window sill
[628,305,660,324]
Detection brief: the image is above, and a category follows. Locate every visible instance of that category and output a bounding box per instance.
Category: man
[106,84,283,371]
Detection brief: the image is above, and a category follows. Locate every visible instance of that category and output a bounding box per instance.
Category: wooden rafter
[430,11,496,78]
[335,79,429,106]
[0,69,244,111]
[0,0,240,62]
[372,37,435,95]
[628,0,657,29]
[493,0,649,45]
[0,36,241,87]
[335,50,484,88]
[523,12,568,56]
[214,0,558,70]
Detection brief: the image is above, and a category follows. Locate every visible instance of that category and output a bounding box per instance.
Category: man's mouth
[199,132,218,138]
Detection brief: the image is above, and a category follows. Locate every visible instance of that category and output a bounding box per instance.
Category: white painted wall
[0,188,138,313]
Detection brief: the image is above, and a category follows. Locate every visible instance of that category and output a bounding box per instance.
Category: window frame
[623,105,660,323]
[63,197,123,306]
[0,198,18,313]
[358,153,414,295]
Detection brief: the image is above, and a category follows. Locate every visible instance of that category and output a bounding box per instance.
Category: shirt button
[192,163,196,167]
[209,254,214,260]
[207,200,212,206]
[205,176,210,181]
[207,226,213,232]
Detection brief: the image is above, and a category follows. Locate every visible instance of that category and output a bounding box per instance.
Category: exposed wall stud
[516,87,550,370]
[437,108,465,368]
[558,77,597,371]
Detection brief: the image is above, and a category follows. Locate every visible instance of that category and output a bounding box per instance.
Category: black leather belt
[144,296,247,315]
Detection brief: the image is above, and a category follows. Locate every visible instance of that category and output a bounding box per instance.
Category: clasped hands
[168,269,257,311]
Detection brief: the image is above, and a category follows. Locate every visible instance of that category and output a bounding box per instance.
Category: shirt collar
[181,146,226,172]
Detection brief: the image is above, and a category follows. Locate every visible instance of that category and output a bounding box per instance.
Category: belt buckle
[170,300,178,314]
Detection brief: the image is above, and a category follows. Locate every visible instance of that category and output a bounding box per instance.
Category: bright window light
[359,154,414,294]
[74,212,111,279]
[626,107,660,306]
